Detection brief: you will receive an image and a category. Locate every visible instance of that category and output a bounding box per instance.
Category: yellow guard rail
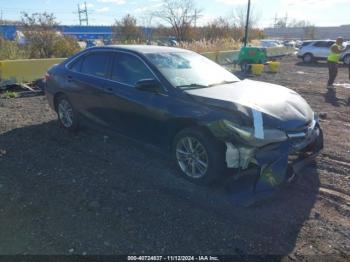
[0,58,65,87]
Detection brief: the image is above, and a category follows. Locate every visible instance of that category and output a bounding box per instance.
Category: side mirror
[135,79,162,93]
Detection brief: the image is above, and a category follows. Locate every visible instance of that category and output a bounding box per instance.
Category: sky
[0,0,349,28]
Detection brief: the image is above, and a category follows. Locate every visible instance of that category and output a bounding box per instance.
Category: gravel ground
[0,56,349,258]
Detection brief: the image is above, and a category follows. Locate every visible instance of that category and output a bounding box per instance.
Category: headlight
[223,120,254,140]
[223,120,287,147]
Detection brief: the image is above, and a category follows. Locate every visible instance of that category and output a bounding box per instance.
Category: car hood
[184,79,314,131]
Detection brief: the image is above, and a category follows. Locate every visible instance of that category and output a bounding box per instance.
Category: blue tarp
[0,25,17,41]
[58,25,113,40]
[0,25,114,41]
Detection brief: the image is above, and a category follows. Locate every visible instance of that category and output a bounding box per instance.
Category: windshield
[145,51,239,89]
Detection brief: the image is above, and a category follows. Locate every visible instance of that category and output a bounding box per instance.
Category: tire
[302,53,314,63]
[56,95,79,132]
[343,54,350,65]
[172,127,225,185]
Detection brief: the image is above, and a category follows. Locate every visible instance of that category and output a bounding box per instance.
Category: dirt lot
[0,56,349,258]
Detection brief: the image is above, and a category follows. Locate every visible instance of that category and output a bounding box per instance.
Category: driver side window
[111,52,154,86]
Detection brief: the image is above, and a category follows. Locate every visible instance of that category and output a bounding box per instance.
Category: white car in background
[297,40,350,64]
[260,40,284,48]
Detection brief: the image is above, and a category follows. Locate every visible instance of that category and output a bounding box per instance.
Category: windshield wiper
[178,80,238,90]
[177,83,210,90]
[208,80,238,87]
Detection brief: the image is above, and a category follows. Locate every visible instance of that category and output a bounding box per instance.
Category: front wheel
[343,54,350,65]
[302,53,313,63]
[56,95,79,132]
[172,128,225,185]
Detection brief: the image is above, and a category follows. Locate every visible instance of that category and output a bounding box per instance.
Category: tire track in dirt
[291,182,350,216]
[319,187,350,206]
[319,154,350,170]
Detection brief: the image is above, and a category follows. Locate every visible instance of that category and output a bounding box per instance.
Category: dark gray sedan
[45,45,323,194]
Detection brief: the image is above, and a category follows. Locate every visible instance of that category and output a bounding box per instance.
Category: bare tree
[205,17,230,40]
[230,5,260,30]
[288,19,314,28]
[139,13,155,42]
[21,12,58,58]
[114,14,140,42]
[154,0,201,41]
[21,12,79,58]
[274,17,288,28]
[303,24,316,40]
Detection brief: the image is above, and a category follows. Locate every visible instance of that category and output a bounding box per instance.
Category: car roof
[87,45,193,54]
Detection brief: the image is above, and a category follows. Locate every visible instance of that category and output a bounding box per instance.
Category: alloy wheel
[303,54,313,63]
[344,55,350,65]
[176,136,209,178]
[58,99,74,128]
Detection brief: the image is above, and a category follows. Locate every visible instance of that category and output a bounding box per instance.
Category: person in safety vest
[327,37,350,89]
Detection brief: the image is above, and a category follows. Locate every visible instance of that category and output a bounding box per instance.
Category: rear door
[313,41,334,58]
[65,51,113,126]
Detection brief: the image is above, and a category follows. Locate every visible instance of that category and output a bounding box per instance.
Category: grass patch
[2,90,18,99]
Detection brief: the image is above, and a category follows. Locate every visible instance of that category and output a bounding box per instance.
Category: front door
[105,51,171,144]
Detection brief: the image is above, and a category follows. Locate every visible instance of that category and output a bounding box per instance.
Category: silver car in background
[297,40,350,64]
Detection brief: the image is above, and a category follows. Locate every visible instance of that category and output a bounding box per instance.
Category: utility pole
[284,13,288,28]
[193,9,201,28]
[194,9,197,27]
[244,0,251,47]
[274,13,277,28]
[77,2,89,26]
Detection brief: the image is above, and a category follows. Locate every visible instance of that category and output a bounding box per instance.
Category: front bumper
[253,126,323,193]
[226,124,323,206]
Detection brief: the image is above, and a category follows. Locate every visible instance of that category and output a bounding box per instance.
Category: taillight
[44,72,50,82]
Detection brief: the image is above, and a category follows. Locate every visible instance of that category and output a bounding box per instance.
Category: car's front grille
[289,137,308,151]
[287,120,318,152]
[287,120,312,133]
[288,122,320,152]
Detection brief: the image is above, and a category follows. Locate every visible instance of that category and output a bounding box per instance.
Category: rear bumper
[45,88,55,111]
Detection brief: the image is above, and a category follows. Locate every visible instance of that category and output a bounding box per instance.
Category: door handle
[104,86,114,93]
[66,75,73,82]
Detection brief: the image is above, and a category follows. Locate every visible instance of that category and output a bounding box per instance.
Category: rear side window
[301,42,312,47]
[81,53,110,78]
[327,41,335,47]
[111,52,154,86]
[313,41,329,47]
[69,57,83,72]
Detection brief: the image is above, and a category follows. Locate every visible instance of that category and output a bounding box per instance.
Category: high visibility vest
[327,44,342,63]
